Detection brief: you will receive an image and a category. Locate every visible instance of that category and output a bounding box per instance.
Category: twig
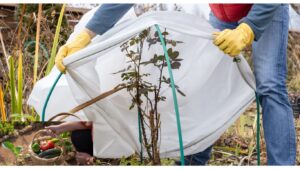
[0,30,10,73]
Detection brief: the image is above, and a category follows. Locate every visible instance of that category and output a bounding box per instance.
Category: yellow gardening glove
[55,30,91,73]
[213,23,254,57]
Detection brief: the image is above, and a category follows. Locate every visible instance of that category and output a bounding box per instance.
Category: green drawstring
[41,72,63,123]
[154,24,185,166]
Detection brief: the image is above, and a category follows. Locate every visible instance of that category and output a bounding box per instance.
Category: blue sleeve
[239,4,281,40]
[86,4,134,35]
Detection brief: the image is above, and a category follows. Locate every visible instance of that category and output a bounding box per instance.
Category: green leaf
[177,88,186,97]
[129,40,135,46]
[174,58,183,62]
[45,4,66,75]
[10,114,22,119]
[140,61,152,65]
[15,146,22,155]
[2,141,15,151]
[59,132,70,138]
[112,68,127,75]
[129,103,135,110]
[17,52,23,117]
[22,114,36,121]
[157,55,165,61]
[8,56,18,120]
[167,48,173,56]
[64,140,72,146]
[2,141,22,157]
[171,62,181,69]
[170,41,176,47]
[169,51,179,60]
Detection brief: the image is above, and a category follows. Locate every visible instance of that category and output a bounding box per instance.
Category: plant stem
[45,4,66,74]
[33,4,42,84]
[0,83,6,121]
[8,56,17,120]
[17,51,23,118]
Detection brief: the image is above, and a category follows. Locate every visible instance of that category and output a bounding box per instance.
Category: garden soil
[0,129,38,165]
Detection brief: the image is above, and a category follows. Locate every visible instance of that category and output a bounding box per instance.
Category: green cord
[255,92,261,165]
[24,40,50,59]
[41,72,63,123]
[155,24,185,166]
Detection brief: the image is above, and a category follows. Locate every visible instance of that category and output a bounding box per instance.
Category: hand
[76,152,94,165]
[82,121,93,128]
[45,125,64,135]
[55,29,92,73]
[213,23,254,57]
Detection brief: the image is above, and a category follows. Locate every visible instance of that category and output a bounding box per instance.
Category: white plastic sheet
[290,5,300,31]
[28,9,255,158]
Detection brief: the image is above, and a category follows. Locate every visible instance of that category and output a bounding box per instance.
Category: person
[46,121,95,164]
[52,4,296,165]
[209,4,296,165]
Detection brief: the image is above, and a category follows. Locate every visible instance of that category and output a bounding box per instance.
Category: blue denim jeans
[181,146,213,165]
[190,4,296,165]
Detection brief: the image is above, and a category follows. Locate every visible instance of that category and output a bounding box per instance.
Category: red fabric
[209,4,253,22]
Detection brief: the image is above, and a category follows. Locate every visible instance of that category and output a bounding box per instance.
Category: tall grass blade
[17,52,23,118]
[0,83,6,121]
[9,56,17,120]
[33,4,42,84]
[45,4,66,75]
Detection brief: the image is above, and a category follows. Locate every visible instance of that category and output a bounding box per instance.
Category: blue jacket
[85,4,285,40]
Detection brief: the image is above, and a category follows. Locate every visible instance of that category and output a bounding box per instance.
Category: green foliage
[57,132,74,152]
[160,158,176,166]
[119,155,141,166]
[59,131,70,138]
[8,54,25,121]
[9,114,36,123]
[118,155,175,166]
[0,122,14,136]
[8,56,18,120]
[1,141,22,157]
